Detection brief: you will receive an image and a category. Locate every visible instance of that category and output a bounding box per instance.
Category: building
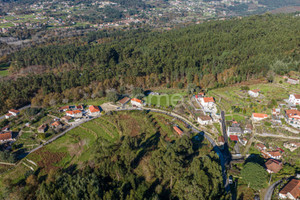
[283,142,300,152]
[76,105,84,110]
[131,98,143,107]
[200,97,215,107]
[5,109,20,119]
[267,150,282,160]
[239,137,248,146]
[89,105,101,115]
[51,121,62,129]
[61,116,72,123]
[287,78,299,85]
[265,159,282,173]
[244,123,253,133]
[252,113,268,121]
[119,97,131,106]
[66,110,83,118]
[279,179,300,199]
[0,132,14,143]
[248,89,260,97]
[272,108,281,116]
[38,124,48,133]
[285,110,300,128]
[197,115,213,125]
[289,94,300,105]
[256,143,267,151]
[58,106,70,112]
[229,135,238,141]
[218,136,225,145]
[173,126,183,136]
[227,126,243,136]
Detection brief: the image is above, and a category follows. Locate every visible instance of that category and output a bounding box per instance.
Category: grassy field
[0,110,192,188]
[0,63,9,77]
[144,93,185,107]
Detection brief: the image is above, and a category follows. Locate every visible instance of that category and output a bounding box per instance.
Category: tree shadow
[131,132,161,168]
[244,154,265,166]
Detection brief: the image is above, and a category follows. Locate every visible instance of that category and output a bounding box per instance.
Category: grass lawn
[144,94,184,107]
[0,63,10,77]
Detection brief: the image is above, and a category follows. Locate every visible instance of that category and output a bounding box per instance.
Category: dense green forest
[2,135,227,200]
[0,14,299,113]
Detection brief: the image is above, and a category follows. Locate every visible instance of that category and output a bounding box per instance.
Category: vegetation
[240,162,268,190]
[0,14,299,114]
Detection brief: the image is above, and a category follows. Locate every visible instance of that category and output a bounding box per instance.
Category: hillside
[0,110,227,199]
[0,14,299,115]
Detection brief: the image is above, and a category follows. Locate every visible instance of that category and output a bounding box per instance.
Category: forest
[2,134,228,200]
[0,14,299,113]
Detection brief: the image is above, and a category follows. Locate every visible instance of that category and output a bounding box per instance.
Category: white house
[252,113,268,121]
[227,126,243,136]
[5,109,20,119]
[66,110,83,118]
[289,94,300,105]
[200,97,215,107]
[285,110,300,128]
[287,77,299,85]
[248,89,260,97]
[88,105,101,115]
[279,179,300,200]
[197,115,212,125]
[131,98,143,107]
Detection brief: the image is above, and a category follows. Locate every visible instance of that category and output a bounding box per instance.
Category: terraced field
[0,110,193,185]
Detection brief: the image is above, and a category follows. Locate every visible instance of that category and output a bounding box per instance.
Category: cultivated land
[0,110,204,193]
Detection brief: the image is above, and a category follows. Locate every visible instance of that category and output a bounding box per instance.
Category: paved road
[264,180,282,200]
[0,104,31,120]
[221,111,228,144]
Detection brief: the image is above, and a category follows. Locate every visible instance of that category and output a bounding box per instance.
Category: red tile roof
[119,97,131,104]
[51,121,61,127]
[218,136,225,143]
[9,109,19,114]
[229,135,238,141]
[131,98,142,103]
[252,113,268,118]
[66,110,82,115]
[286,110,300,119]
[0,132,12,141]
[293,94,300,99]
[280,179,300,199]
[173,126,183,135]
[265,159,282,173]
[59,106,70,110]
[268,150,281,157]
[5,113,12,117]
[203,97,215,103]
[251,89,260,93]
[89,105,100,113]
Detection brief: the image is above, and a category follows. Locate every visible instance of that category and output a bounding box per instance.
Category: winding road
[264,179,282,200]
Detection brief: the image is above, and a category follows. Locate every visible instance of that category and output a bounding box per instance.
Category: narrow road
[221,111,228,144]
[264,180,282,200]
[257,133,300,140]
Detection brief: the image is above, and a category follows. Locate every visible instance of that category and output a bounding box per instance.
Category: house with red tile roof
[66,110,83,118]
[38,124,48,133]
[287,77,299,85]
[229,135,238,141]
[131,98,143,107]
[252,113,268,121]
[265,159,282,173]
[173,126,183,136]
[248,89,260,97]
[89,105,101,115]
[0,132,14,143]
[51,121,62,129]
[256,143,267,151]
[289,94,300,105]
[266,150,282,160]
[285,110,300,128]
[5,109,20,119]
[197,115,212,125]
[58,105,70,112]
[119,97,131,106]
[279,179,300,199]
[218,136,225,145]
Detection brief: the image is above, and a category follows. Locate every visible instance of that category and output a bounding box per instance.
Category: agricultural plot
[144,94,184,107]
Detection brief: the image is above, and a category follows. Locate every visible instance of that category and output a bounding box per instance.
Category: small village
[0,75,300,199]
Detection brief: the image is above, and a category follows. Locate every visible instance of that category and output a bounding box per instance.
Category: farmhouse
[287,77,299,85]
[89,105,101,115]
[131,98,143,107]
[272,108,281,116]
[119,97,131,106]
[227,126,243,136]
[252,113,268,121]
[61,116,72,123]
[5,109,20,119]
[266,150,282,160]
[58,105,70,112]
[0,132,14,143]
[38,124,48,133]
[265,159,282,173]
[197,115,212,125]
[200,97,215,107]
[289,94,300,105]
[256,143,267,151]
[279,179,300,199]
[283,142,300,152]
[285,110,300,128]
[248,89,260,97]
[66,110,83,118]
[229,135,238,141]
[173,126,183,136]
[51,121,62,129]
